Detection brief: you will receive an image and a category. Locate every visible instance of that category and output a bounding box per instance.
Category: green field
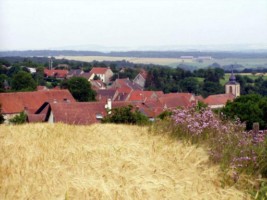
[57,56,267,69]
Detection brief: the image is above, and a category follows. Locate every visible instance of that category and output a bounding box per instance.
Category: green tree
[11,71,37,91]
[0,74,9,92]
[180,77,199,94]
[64,77,96,102]
[34,67,46,86]
[222,94,267,130]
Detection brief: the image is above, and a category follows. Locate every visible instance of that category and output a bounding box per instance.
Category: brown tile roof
[44,69,68,78]
[0,90,75,114]
[204,93,235,106]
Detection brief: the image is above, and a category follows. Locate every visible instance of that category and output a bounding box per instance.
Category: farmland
[56,56,267,69]
[0,123,248,199]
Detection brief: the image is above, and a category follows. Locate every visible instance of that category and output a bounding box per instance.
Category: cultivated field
[57,55,267,68]
[0,123,249,199]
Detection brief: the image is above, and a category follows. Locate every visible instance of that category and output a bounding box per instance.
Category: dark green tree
[222,94,267,130]
[11,71,37,91]
[180,77,200,94]
[63,77,96,102]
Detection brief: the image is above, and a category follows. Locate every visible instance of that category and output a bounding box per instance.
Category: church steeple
[225,67,240,97]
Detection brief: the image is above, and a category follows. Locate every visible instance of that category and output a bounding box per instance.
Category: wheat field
[0,123,249,199]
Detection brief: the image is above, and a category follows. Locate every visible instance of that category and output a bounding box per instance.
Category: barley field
[0,124,249,199]
[56,56,192,66]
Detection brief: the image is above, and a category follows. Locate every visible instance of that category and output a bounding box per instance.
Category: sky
[0,0,267,51]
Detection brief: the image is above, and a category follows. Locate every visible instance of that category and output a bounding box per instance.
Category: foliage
[11,71,37,91]
[0,104,4,124]
[9,112,27,124]
[102,105,149,125]
[222,94,267,130]
[62,77,96,102]
[157,110,172,120]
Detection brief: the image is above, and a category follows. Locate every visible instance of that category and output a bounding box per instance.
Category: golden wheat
[0,123,249,199]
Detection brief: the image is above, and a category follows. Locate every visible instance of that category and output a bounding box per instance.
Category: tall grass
[152,107,267,198]
[0,123,248,199]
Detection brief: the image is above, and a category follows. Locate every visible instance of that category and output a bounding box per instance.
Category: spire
[229,65,236,83]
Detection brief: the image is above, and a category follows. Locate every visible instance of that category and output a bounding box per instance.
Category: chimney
[105,98,112,114]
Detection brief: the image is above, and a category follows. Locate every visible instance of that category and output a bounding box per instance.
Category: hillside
[0,124,248,199]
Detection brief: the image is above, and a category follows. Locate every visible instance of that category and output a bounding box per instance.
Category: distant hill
[1,50,267,59]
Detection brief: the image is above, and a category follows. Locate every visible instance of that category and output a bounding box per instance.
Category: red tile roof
[90,67,110,74]
[0,90,75,114]
[50,102,106,125]
[158,93,195,109]
[204,93,235,106]
[127,91,161,102]
[44,69,68,78]
[96,89,116,102]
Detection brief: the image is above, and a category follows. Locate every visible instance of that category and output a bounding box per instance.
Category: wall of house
[3,114,18,124]
[133,74,145,88]
[48,112,54,123]
[104,69,114,84]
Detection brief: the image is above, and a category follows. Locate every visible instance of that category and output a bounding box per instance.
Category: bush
[102,105,149,125]
[0,104,4,124]
[9,112,27,124]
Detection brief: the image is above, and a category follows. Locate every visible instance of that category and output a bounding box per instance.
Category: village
[0,64,240,125]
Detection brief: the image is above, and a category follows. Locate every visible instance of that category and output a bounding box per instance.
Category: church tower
[225,70,240,97]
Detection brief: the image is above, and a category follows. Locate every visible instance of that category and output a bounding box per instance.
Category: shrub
[9,112,27,124]
[102,105,149,125]
[0,104,4,124]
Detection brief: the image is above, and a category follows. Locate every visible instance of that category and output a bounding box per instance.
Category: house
[113,87,133,101]
[67,69,84,78]
[88,67,113,84]
[203,93,235,109]
[44,69,68,79]
[0,90,75,122]
[158,93,196,109]
[204,70,240,109]
[111,78,143,91]
[133,70,148,88]
[96,89,117,102]
[127,90,163,102]
[90,80,106,90]
[28,99,134,125]
[28,101,107,125]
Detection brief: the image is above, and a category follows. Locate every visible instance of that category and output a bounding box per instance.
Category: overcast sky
[0,0,267,51]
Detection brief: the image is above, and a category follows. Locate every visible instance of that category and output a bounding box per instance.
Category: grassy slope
[0,124,248,199]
